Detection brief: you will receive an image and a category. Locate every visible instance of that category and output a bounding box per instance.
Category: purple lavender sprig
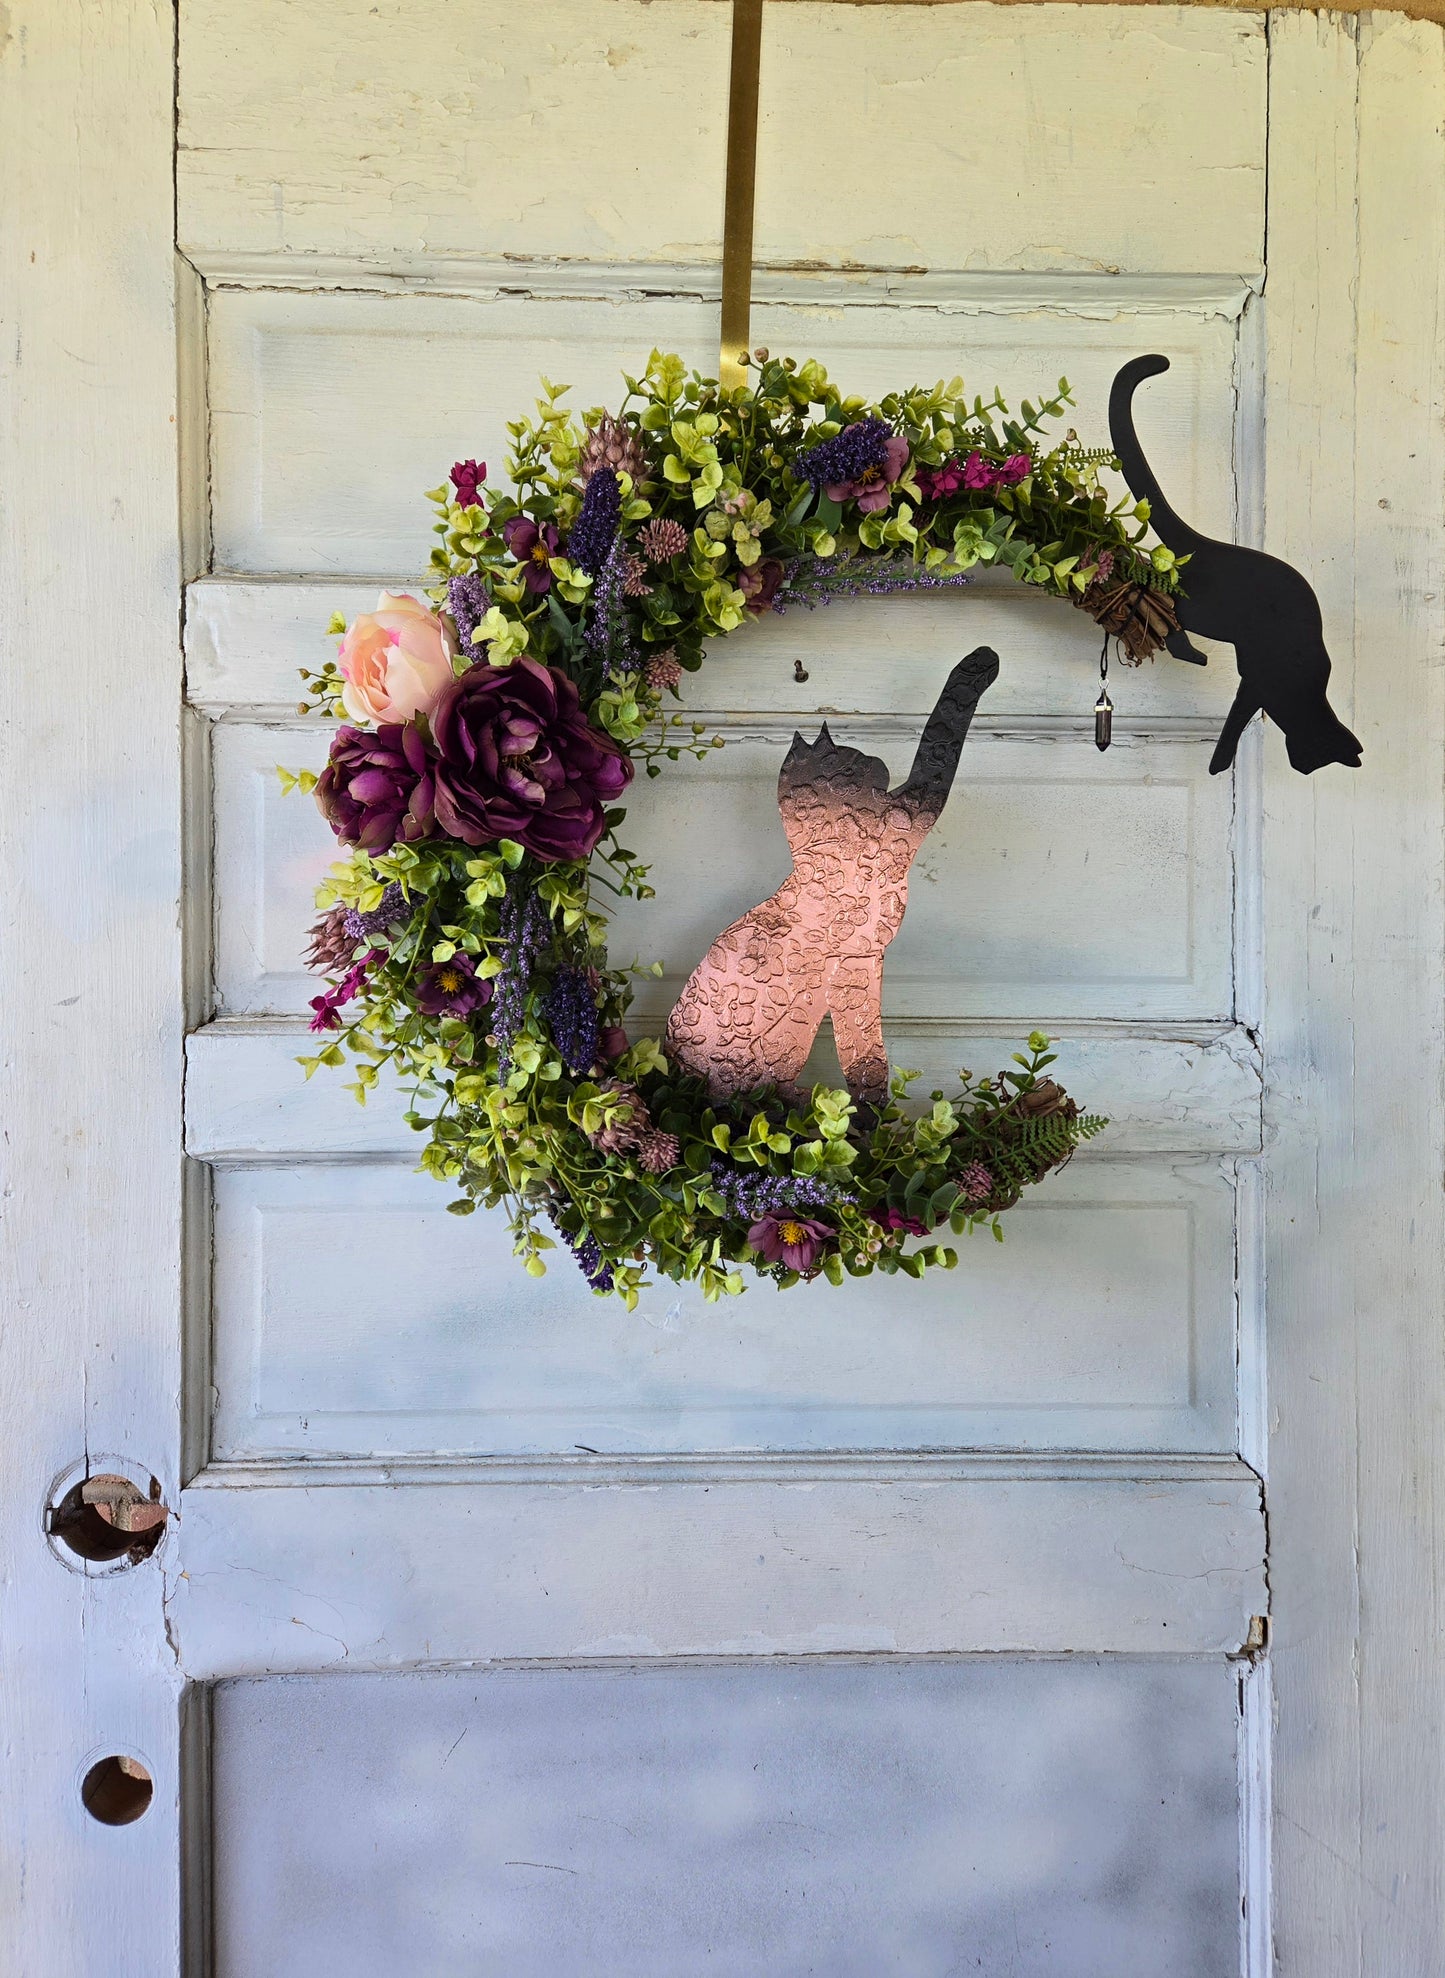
[583,537,639,676]
[796,417,891,490]
[771,555,975,615]
[447,571,490,656]
[490,882,552,1075]
[568,467,621,577]
[549,1202,615,1291]
[708,1161,855,1223]
[543,967,601,1074]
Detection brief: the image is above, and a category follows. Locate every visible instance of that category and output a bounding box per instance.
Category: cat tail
[1109,356,1208,557]
[900,646,999,813]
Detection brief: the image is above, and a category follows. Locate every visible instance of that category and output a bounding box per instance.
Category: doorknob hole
[81,1755,153,1827]
[46,1470,168,1569]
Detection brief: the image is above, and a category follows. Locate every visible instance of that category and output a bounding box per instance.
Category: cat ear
[818,722,835,746]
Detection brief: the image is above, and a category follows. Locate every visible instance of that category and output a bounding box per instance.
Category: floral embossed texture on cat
[666,647,1000,1103]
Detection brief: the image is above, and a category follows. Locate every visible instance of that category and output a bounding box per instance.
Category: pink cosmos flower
[826,432,910,514]
[747,1213,833,1273]
[337,592,457,727]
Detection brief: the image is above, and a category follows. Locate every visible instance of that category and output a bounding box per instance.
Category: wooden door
[4,6,1443,1973]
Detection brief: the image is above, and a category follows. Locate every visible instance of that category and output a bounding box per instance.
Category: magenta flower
[503,515,561,595]
[870,1206,929,1238]
[308,952,380,1033]
[315,723,435,852]
[915,459,967,502]
[827,431,910,514]
[747,1213,833,1273]
[414,951,493,1020]
[451,459,486,508]
[738,558,785,615]
[961,450,1032,493]
[429,655,633,862]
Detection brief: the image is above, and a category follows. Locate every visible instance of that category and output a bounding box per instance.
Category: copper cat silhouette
[665,647,1000,1102]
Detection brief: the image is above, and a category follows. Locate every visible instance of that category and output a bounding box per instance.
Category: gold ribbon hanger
[719,0,764,389]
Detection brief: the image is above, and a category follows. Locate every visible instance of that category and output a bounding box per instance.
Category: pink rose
[337,592,457,727]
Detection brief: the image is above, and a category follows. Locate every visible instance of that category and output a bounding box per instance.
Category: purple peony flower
[451,459,486,508]
[503,515,561,595]
[747,1212,833,1273]
[568,467,621,576]
[315,723,434,852]
[414,950,493,1020]
[429,655,633,862]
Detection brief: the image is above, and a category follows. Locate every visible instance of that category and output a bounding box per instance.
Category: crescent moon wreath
[282,350,1357,1305]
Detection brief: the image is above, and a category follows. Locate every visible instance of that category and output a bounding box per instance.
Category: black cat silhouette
[1110,354,1362,776]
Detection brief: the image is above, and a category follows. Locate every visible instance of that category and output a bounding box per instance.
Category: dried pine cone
[576,413,649,490]
[1074,572,1180,663]
[305,905,355,975]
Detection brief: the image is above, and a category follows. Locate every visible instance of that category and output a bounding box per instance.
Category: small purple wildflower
[568,467,621,576]
[748,1213,833,1273]
[544,967,601,1074]
[415,951,493,1021]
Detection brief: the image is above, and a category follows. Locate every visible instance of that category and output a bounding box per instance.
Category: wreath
[283,350,1184,1305]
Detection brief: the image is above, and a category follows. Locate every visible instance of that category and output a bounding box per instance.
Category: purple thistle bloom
[543,967,601,1074]
[342,881,409,945]
[796,417,891,491]
[490,882,552,1075]
[708,1161,854,1223]
[447,571,490,656]
[568,467,621,576]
